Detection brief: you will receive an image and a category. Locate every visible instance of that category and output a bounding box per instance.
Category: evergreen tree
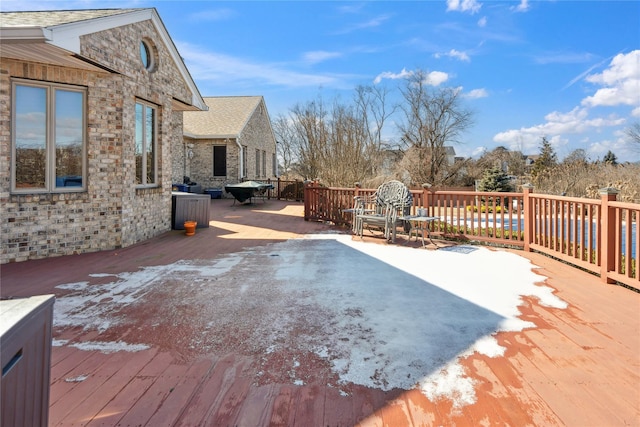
[531,137,557,180]
[478,166,513,192]
[603,150,618,165]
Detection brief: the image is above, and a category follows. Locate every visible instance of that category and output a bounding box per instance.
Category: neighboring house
[182,96,278,191]
[0,8,207,263]
[442,146,457,166]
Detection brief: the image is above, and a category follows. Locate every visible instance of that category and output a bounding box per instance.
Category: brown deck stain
[1,199,638,426]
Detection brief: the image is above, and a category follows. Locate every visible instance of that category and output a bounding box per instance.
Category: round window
[140,40,156,71]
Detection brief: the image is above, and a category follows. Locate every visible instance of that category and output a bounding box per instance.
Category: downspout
[275,141,280,177]
[183,141,187,179]
[235,137,243,180]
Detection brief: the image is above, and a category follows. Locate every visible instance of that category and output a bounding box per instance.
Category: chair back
[374,180,412,212]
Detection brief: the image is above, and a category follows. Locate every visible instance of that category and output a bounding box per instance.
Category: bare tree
[289,98,328,181]
[353,84,397,178]
[396,69,474,185]
[274,86,394,187]
[625,122,640,150]
[272,114,296,178]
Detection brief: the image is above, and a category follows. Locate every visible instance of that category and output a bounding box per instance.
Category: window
[255,148,260,178]
[140,40,157,72]
[272,153,277,176]
[262,150,266,178]
[12,81,86,193]
[242,145,247,178]
[135,101,157,187]
[213,145,227,176]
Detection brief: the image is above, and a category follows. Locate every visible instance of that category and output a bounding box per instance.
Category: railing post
[599,187,619,284]
[303,180,312,221]
[422,183,432,216]
[522,184,533,252]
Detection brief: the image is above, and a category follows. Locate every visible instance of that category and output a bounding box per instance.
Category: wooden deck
[1,199,638,426]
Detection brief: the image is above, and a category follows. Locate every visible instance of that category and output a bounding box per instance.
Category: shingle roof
[0,9,141,28]
[183,96,264,138]
[0,8,207,111]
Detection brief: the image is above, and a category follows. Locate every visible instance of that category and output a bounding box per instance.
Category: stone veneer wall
[186,138,238,191]
[0,20,193,263]
[239,102,277,181]
[185,101,277,191]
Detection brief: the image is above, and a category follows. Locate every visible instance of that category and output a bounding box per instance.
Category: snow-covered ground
[53,234,567,408]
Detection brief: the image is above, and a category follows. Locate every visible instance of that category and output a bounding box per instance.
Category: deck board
[1,199,638,426]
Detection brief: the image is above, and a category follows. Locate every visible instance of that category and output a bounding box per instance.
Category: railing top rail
[529,193,601,204]
[609,200,640,209]
[427,190,524,197]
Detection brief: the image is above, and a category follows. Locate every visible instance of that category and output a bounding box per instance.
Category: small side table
[400,215,439,247]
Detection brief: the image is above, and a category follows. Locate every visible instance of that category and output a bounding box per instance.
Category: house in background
[0,8,207,263]
[182,96,278,192]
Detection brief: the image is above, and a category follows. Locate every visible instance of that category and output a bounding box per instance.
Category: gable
[183,96,264,138]
[0,8,206,111]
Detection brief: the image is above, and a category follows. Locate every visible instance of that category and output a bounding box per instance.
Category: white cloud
[188,8,235,22]
[176,42,340,89]
[534,51,596,65]
[511,0,530,12]
[464,88,488,99]
[334,14,393,34]
[374,68,449,86]
[494,51,639,161]
[582,50,640,108]
[373,67,413,84]
[493,107,625,154]
[585,135,638,162]
[446,0,482,14]
[302,50,342,65]
[435,49,471,62]
[477,16,487,27]
[425,71,450,86]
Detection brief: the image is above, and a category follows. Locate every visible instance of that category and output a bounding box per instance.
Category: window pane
[255,149,260,177]
[135,103,144,184]
[242,146,247,177]
[15,85,47,188]
[213,145,227,176]
[55,90,83,188]
[140,42,149,68]
[146,107,155,184]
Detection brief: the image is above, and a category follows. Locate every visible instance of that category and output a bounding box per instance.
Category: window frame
[140,39,158,73]
[272,152,277,177]
[213,145,227,177]
[135,100,158,188]
[11,79,87,194]
[255,148,260,178]
[242,145,248,178]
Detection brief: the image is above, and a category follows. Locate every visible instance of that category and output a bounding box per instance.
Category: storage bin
[172,183,188,192]
[171,193,210,229]
[204,188,223,199]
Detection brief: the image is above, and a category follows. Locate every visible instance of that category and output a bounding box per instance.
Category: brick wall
[184,100,277,192]
[1,20,194,263]
[239,102,277,181]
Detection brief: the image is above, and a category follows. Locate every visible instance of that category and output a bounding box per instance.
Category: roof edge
[6,8,207,111]
[0,27,51,42]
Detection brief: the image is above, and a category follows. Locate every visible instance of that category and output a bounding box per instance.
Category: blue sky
[5,1,640,162]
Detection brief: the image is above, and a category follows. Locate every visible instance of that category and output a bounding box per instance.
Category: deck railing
[304,183,639,290]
